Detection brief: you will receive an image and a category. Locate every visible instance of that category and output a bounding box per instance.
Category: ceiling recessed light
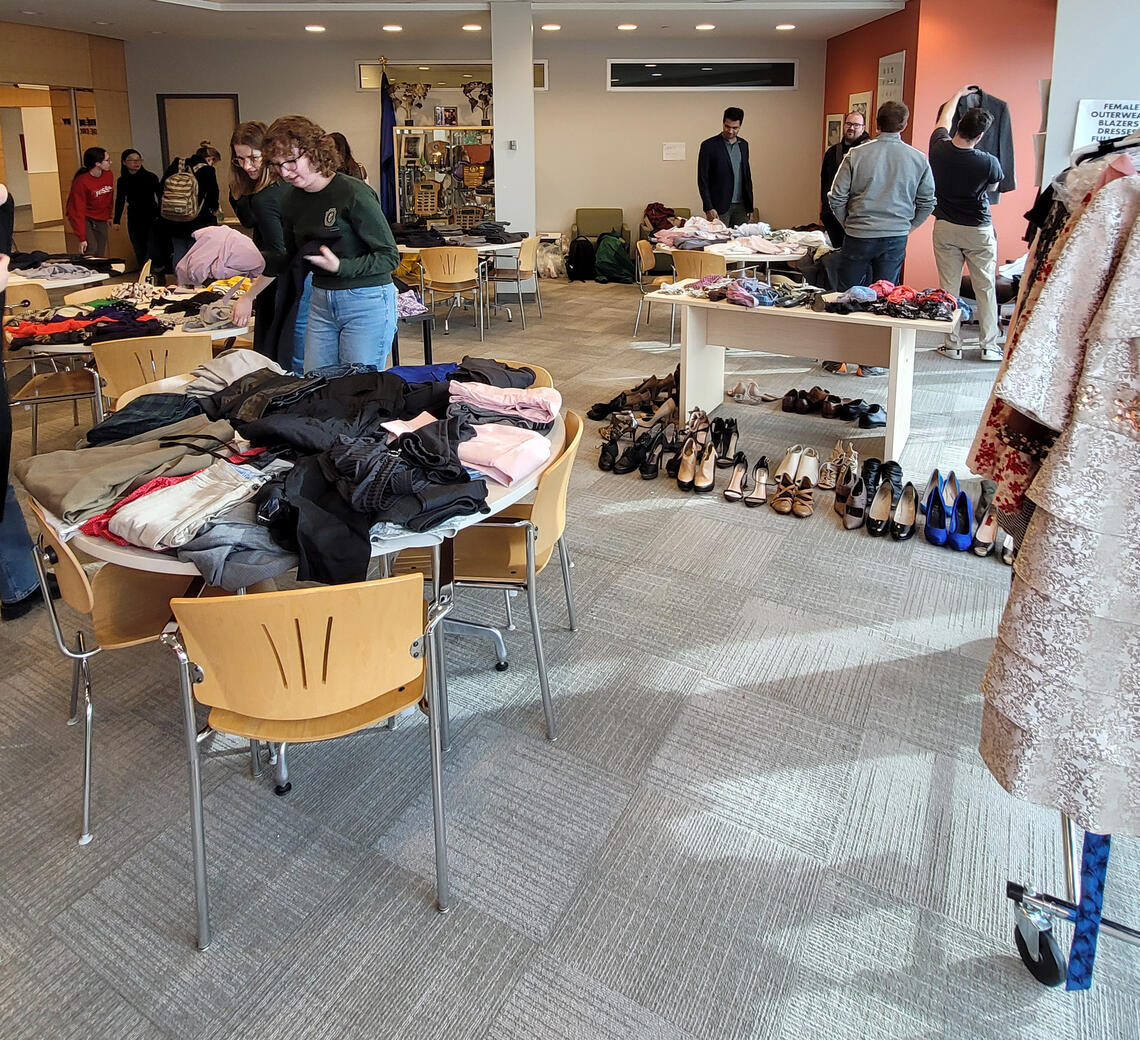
[462,24,482,31]
[651,73,663,78]
[381,24,402,32]
[462,74,473,78]
[617,24,637,32]
[21,9,39,14]
[418,66,430,71]
[701,67,713,71]
[151,30,164,35]
[304,25,325,33]
[540,24,561,32]
[695,24,716,32]
[776,24,796,31]
[644,64,657,68]
[93,21,111,26]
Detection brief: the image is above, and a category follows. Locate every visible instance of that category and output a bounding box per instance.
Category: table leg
[422,317,433,365]
[884,326,916,461]
[678,306,723,417]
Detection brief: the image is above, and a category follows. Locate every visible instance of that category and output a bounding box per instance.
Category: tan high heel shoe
[676,437,700,491]
[791,476,815,518]
[770,474,797,514]
[693,441,718,493]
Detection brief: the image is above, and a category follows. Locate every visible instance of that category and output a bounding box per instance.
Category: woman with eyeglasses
[112,149,160,269]
[65,147,114,255]
[233,115,399,374]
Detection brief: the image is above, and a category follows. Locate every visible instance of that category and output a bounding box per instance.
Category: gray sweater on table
[827,131,936,239]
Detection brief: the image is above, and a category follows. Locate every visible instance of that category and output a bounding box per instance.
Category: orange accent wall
[824,0,1057,288]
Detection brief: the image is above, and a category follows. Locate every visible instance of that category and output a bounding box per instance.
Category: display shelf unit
[394,126,495,223]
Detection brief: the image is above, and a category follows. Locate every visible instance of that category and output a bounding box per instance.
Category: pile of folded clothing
[822,281,959,320]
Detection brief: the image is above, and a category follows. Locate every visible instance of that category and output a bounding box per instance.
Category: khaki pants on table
[932,219,999,352]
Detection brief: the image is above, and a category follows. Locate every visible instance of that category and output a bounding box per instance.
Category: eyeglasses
[844,122,865,129]
[268,149,307,172]
[232,153,262,168]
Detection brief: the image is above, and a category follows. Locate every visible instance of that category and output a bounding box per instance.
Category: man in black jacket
[697,107,753,227]
[820,112,870,246]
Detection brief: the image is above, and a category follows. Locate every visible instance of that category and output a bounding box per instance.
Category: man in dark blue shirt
[930,86,1005,362]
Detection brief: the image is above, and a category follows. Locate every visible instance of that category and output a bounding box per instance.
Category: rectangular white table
[646,287,960,460]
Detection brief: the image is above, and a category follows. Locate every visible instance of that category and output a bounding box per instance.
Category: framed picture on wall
[434,106,458,126]
[403,135,421,161]
[825,114,843,148]
[848,91,874,121]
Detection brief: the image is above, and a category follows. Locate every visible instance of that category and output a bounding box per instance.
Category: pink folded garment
[449,381,562,424]
[380,410,437,437]
[458,423,552,487]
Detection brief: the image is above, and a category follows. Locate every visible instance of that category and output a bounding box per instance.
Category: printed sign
[1072,99,1140,150]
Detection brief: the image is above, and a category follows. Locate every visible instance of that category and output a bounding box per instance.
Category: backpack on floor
[161,159,203,222]
[594,230,636,284]
[566,235,596,282]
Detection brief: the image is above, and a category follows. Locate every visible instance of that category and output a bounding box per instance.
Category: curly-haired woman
[233,115,399,372]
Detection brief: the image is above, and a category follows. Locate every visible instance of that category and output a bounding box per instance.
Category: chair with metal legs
[488,237,543,329]
[419,246,487,340]
[164,574,453,950]
[395,411,583,740]
[27,499,197,844]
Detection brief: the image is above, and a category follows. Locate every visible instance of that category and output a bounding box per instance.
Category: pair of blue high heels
[922,469,973,550]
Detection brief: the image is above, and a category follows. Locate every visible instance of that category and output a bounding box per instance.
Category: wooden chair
[634,239,673,336]
[63,285,116,306]
[114,374,196,410]
[138,259,153,285]
[396,411,583,741]
[28,500,197,845]
[91,334,212,407]
[165,574,453,950]
[3,281,51,316]
[413,181,441,217]
[418,246,486,341]
[9,364,103,454]
[489,237,543,330]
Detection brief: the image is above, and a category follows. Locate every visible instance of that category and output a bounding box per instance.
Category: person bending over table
[233,115,399,373]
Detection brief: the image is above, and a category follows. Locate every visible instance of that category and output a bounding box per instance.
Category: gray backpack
[161,159,202,222]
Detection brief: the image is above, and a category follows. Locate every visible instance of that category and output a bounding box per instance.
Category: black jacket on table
[947,88,1015,203]
[697,135,753,215]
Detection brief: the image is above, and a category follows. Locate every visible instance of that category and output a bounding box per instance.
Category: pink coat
[176,225,265,286]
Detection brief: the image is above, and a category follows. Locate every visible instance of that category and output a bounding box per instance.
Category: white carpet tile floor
[1,277,1137,1039]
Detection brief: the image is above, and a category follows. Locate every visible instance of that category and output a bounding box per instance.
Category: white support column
[490,1,536,236]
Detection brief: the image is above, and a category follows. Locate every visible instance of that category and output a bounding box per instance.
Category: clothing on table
[85,394,204,446]
[176,500,298,591]
[820,132,871,245]
[395,290,428,317]
[10,261,104,281]
[153,290,224,317]
[82,316,169,344]
[388,363,458,383]
[947,87,1015,203]
[451,356,536,388]
[79,471,198,545]
[448,381,561,425]
[697,135,753,217]
[185,349,287,397]
[200,372,326,424]
[458,423,552,487]
[107,459,269,549]
[114,168,161,267]
[970,173,1140,836]
[66,170,115,246]
[448,402,554,434]
[175,224,265,285]
[827,132,936,239]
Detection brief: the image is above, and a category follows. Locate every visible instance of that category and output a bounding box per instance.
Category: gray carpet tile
[551,787,823,1040]
[2,277,1136,1038]
[379,718,637,942]
[486,952,699,1040]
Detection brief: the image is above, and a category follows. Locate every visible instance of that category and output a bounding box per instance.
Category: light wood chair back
[413,181,441,216]
[170,575,426,724]
[493,358,553,389]
[515,236,540,277]
[530,410,582,556]
[92,334,212,402]
[138,260,153,285]
[635,239,657,278]
[63,285,116,306]
[4,281,51,315]
[671,250,727,281]
[28,499,95,616]
[419,246,480,287]
[114,374,196,410]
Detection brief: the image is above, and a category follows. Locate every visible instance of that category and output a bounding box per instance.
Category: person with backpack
[158,140,221,274]
[113,149,161,269]
[232,115,400,372]
[65,147,114,255]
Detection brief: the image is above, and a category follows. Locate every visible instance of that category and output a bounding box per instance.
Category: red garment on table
[5,317,107,338]
[867,279,896,299]
[885,284,918,304]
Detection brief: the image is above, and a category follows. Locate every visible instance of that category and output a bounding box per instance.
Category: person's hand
[307,245,341,273]
[79,240,88,253]
[112,223,120,230]
[232,295,254,328]
[0,253,10,294]
[705,209,718,221]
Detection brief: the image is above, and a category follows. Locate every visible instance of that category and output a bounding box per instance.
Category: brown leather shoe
[791,476,815,518]
[806,386,831,411]
[770,474,796,514]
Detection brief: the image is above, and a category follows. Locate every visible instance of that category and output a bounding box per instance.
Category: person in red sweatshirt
[66,147,115,255]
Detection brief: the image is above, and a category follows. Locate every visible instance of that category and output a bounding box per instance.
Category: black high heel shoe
[722,452,749,500]
[599,431,620,471]
[744,455,769,507]
[640,433,666,479]
[613,427,659,474]
[716,418,740,467]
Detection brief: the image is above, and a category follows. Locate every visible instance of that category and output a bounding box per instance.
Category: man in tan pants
[928,86,1005,361]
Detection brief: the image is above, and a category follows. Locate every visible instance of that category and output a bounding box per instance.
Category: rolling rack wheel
[1013,919,1067,987]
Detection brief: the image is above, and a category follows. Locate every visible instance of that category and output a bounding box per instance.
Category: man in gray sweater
[828,100,936,290]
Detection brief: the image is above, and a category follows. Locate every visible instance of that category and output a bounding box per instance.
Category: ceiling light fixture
[776,24,796,31]
[418,66,431,71]
[644,64,657,68]
[93,21,111,26]
[617,24,638,32]
[462,24,482,31]
[540,24,561,32]
[381,24,402,32]
[151,30,165,35]
[305,25,325,33]
[21,9,39,14]
[701,67,713,71]
[651,73,662,78]
[695,24,716,32]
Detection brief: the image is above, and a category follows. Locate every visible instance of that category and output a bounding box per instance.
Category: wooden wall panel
[0,21,93,88]
[88,36,127,91]
[0,86,53,108]
[93,90,133,165]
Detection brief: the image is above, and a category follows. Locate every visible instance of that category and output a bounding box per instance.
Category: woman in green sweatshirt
[233,115,399,372]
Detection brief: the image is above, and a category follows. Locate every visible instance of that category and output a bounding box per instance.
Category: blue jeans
[836,234,908,290]
[0,483,38,605]
[292,274,313,375]
[304,283,397,373]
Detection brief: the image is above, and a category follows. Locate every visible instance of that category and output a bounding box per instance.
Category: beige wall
[534,37,826,234]
[125,34,825,236]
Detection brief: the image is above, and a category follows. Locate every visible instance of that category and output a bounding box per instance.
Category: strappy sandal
[770,473,797,515]
[722,452,749,501]
[743,456,769,508]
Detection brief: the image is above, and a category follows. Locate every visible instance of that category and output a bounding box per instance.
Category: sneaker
[937,344,963,361]
[856,366,888,377]
[980,346,1004,362]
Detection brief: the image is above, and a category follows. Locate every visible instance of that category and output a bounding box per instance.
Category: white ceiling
[0,0,902,44]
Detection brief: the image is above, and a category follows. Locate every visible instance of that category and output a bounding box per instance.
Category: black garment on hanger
[948,87,1016,203]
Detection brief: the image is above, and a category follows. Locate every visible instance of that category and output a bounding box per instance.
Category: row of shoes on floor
[587,369,679,421]
[775,384,887,428]
[918,469,1012,561]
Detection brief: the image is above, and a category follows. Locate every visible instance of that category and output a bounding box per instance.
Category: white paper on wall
[877,51,905,107]
[1072,99,1140,150]
[662,142,686,161]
